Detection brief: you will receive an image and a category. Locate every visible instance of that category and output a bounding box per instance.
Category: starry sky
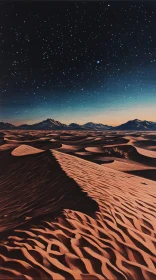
[0,1,156,125]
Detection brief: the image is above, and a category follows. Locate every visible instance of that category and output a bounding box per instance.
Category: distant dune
[11,144,44,156]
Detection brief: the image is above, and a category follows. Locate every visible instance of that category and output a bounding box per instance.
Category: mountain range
[113,119,156,131]
[0,118,156,130]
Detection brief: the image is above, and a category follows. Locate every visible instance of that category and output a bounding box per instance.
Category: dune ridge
[0,149,155,279]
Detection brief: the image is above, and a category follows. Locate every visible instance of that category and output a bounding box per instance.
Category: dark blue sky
[0,1,156,125]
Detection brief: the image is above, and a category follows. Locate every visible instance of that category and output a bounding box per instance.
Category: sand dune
[11,144,44,156]
[57,144,82,153]
[85,144,156,168]
[102,159,155,171]
[1,130,156,181]
[135,147,156,158]
[0,143,19,151]
[0,148,155,279]
[102,143,156,158]
[85,146,104,153]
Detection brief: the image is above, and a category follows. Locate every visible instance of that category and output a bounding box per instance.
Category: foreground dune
[0,148,155,280]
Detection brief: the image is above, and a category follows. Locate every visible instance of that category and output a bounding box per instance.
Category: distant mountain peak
[82,122,112,130]
[114,119,156,130]
[133,119,141,122]
[0,122,15,129]
[45,118,57,122]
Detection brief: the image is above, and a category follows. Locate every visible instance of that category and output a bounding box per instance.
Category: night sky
[0,1,156,125]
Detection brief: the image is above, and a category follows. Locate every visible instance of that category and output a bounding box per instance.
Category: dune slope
[0,149,98,233]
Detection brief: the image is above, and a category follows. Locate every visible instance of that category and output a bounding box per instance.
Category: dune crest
[135,147,156,158]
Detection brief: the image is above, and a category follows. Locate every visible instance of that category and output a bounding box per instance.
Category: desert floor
[0,130,156,279]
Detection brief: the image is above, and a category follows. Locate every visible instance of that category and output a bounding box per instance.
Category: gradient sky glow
[0,2,156,125]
